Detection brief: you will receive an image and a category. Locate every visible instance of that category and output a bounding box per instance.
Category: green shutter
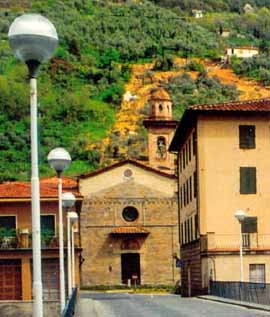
[240,167,256,194]
[239,125,255,149]
[242,217,257,233]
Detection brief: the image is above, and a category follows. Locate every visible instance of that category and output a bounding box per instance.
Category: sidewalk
[197,295,270,313]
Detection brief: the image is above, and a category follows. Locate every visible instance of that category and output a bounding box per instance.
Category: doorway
[121,253,140,285]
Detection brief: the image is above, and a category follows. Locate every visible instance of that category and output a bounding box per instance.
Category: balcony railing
[0,231,80,250]
[201,233,270,252]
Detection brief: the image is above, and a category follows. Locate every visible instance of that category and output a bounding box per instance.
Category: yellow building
[169,99,270,296]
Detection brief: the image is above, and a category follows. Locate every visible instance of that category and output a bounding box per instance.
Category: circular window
[124,169,133,178]
[122,206,139,222]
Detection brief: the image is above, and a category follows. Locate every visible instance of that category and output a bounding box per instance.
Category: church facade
[79,88,179,286]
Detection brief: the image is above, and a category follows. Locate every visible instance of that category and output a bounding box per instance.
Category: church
[79,88,180,286]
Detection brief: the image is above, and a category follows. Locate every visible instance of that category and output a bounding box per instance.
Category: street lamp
[62,193,77,297]
[235,209,246,282]
[8,14,58,317]
[48,148,71,313]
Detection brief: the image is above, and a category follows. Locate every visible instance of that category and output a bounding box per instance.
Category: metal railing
[200,233,270,251]
[62,287,78,317]
[210,280,270,305]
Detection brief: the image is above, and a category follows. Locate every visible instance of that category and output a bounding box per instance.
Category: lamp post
[235,209,246,282]
[8,14,58,317]
[48,148,71,313]
[62,192,77,297]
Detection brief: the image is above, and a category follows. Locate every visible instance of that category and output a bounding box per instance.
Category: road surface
[76,292,270,317]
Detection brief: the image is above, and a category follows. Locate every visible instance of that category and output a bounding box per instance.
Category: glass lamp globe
[67,211,78,223]
[235,209,246,222]
[47,147,71,173]
[62,192,76,209]
[8,14,58,63]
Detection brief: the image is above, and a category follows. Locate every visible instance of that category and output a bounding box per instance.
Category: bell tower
[143,88,178,174]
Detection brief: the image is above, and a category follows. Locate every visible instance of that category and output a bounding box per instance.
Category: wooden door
[0,259,22,300]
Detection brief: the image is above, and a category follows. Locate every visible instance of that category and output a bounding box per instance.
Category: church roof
[79,159,176,179]
[150,88,171,101]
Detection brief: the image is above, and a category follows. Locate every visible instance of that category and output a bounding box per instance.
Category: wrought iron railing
[62,287,78,317]
[210,280,270,305]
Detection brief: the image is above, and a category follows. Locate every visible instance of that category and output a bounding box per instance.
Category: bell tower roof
[150,88,171,101]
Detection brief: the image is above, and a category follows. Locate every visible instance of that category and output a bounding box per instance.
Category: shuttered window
[240,167,256,194]
[239,125,255,149]
[242,217,257,233]
[249,264,265,286]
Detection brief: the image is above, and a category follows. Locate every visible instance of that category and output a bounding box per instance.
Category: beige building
[79,88,179,287]
[224,46,259,62]
[169,99,270,296]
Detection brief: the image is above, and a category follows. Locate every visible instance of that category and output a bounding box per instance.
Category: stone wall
[81,197,179,286]
[181,240,205,296]
[0,301,59,317]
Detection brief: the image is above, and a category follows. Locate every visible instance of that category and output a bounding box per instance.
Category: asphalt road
[76,292,270,317]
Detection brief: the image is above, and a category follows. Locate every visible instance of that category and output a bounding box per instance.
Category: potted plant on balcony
[41,229,54,248]
[0,227,17,248]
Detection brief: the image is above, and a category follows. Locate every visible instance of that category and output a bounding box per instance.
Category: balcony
[201,232,270,252]
[0,229,80,250]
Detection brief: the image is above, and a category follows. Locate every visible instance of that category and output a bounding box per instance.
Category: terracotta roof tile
[0,178,81,199]
[110,227,149,235]
[189,98,270,112]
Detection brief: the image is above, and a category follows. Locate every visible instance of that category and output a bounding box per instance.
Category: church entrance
[121,253,141,285]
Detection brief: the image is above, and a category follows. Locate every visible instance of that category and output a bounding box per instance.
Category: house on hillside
[0,177,82,313]
[243,3,254,13]
[170,98,270,296]
[79,88,179,287]
[192,10,203,19]
[224,46,259,63]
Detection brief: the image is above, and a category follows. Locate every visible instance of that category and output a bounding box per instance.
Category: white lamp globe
[8,14,58,63]
[47,147,71,173]
[67,211,78,223]
[62,192,76,209]
[235,209,246,223]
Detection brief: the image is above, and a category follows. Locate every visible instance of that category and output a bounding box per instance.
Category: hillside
[0,0,270,180]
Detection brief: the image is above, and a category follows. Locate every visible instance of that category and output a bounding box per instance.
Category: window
[239,125,255,149]
[188,139,191,161]
[0,216,16,236]
[193,171,197,198]
[157,136,166,159]
[195,214,199,239]
[122,206,139,222]
[240,167,256,194]
[190,217,193,241]
[184,221,188,243]
[249,264,265,287]
[183,148,186,169]
[179,153,182,173]
[189,176,192,202]
[183,184,186,207]
[185,144,188,165]
[0,216,16,230]
[242,217,257,233]
[181,223,184,245]
[180,187,183,209]
[192,131,197,156]
[187,219,190,243]
[186,180,189,205]
[41,215,55,236]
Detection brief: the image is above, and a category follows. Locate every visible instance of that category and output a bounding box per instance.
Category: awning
[110,227,149,235]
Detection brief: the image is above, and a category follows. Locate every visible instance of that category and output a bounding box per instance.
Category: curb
[197,295,270,313]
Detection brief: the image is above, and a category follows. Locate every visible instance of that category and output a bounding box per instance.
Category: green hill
[0,0,269,181]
